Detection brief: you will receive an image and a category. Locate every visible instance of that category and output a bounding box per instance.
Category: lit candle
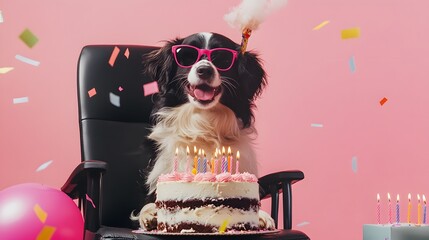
[418,194,422,225]
[197,149,202,173]
[202,150,207,173]
[221,147,227,173]
[235,151,240,174]
[186,146,190,172]
[173,147,178,172]
[388,193,392,224]
[193,146,198,171]
[214,149,219,174]
[423,195,427,224]
[227,146,232,172]
[396,194,400,223]
[407,193,412,224]
[377,193,381,224]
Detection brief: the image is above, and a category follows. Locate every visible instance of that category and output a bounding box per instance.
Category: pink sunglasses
[171,45,238,71]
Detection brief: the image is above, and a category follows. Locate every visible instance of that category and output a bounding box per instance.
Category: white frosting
[157,205,259,228]
[156,181,259,201]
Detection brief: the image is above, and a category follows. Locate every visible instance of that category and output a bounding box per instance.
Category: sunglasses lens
[175,46,199,67]
[211,49,234,70]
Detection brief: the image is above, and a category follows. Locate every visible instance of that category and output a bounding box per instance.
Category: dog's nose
[196,66,214,80]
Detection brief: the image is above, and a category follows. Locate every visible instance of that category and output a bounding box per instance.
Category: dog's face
[144,32,266,128]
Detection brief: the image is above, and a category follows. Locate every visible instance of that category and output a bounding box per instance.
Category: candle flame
[423,195,426,204]
[186,146,190,155]
[237,151,240,160]
[215,148,218,158]
[397,194,400,202]
[377,193,380,202]
[418,194,421,202]
[388,193,391,202]
[194,146,197,154]
[222,146,226,155]
[198,148,201,155]
[408,193,411,201]
[227,146,231,155]
[202,149,206,157]
[175,147,178,155]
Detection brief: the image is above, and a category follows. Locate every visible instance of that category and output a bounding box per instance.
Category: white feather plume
[224,0,288,31]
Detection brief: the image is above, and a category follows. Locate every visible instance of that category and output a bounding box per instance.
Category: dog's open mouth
[187,84,222,104]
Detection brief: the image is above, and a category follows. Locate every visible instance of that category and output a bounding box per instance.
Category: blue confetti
[36,160,53,172]
[311,123,323,128]
[13,97,29,104]
[109,92,120,107]
[349,56,356,73]
[296,221,310,227]
[352,156,358,173]
[15,54,40,66]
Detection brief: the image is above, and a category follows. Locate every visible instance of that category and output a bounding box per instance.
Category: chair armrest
[258,170,304,230]
[61,160,108,236]
[61,160,108,198]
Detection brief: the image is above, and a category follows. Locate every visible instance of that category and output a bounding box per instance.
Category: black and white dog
[134,32,272,229]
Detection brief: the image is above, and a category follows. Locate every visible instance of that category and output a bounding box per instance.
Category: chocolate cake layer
[156,198,260,211]
[158,222,259,233]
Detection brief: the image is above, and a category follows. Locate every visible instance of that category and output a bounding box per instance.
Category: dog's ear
[143,38,183,95]
[238,51,267,101]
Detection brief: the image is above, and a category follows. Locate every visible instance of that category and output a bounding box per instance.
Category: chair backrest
[78,45,159,228]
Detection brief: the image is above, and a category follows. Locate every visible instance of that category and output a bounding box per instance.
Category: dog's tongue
[193,85,216,101]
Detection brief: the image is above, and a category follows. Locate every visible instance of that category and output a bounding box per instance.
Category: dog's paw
[132,203,157,231]
[259,209,276,230]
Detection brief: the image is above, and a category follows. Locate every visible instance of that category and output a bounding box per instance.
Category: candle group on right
[377,193,427,225]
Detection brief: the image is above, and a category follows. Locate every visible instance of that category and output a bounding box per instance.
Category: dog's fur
[133,32,267,229]
[144,32,267,194]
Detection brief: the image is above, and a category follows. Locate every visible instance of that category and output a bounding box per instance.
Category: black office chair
[61,45,310,240]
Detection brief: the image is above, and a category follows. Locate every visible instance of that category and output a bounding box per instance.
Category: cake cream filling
[157,205,259,228]
[156,181,259,201]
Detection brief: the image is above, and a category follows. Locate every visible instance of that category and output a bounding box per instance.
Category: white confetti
[311,123,323,128]
[15,54,40,66]
[13,97,29,104]
[352,156,358,173]
[109,92,120,107]
[296,221,310,227]
[0,67,14,74]
[0,11,3,23]
[36,160,53,172]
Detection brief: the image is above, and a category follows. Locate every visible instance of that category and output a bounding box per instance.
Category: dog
[132,32,272,230]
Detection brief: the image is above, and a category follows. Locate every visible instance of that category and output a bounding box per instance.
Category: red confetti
[88,88,97,98]
[109,46,120,67]
[86,194,96,208]
[143,81,159,96]
[379,97,388,106]
[118,86,124,91]
[124,48,130,59]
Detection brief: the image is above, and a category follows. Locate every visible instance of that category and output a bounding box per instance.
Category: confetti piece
[109,92,120,107]
[352,156,358,173]
[15,54,40,66]
[124,48,130,59]
[118,86,124,91]
[109,46,120,67]
[88,88,97,98]
[36,160,53,172]
[341,27,361,39]
[13,97,29,104]
[349,56,356,73]
[313,20,330,30]
[219,219,230,233]
[143,81,159,96]
[86,194,96,208]
[33,204,47,223]
[296,221,310,227]
[0,67,14,74]
[36,226,56,240]
[311,123,323,128]
[380,97,388,106]
[0,11,4,23]
[19,28,39,48]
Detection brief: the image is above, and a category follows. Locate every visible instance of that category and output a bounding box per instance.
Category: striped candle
[197,149,202,173]
[388,193,392,224]
[202,150,207,173]
[377,193,381,224]
[186,146,190,172]
[227,147,232,172]
[221,147,227,173]
[396,194,400,223]
[235,151,240,174]
[423,195,427,224]
[173,147,178,172]
[407,193,412,224]
[418,194,422,225]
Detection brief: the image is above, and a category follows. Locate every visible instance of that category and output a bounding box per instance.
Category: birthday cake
[155,171,263,233]
[363,224,429,240]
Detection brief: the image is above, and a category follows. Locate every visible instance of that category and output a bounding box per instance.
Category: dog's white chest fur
[146,103,259,193]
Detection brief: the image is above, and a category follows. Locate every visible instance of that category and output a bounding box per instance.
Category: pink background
[1,0,429,238]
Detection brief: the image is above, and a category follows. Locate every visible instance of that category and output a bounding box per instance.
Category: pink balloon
[0,183,83,240]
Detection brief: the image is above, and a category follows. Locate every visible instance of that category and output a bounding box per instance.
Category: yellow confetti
[341,27,361,39]
[219,219,229,234]
[36,226,56,240]
[0,67,14,74]
[33,204,47,223]
[19,28,39,48]
[313,20,330,30]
